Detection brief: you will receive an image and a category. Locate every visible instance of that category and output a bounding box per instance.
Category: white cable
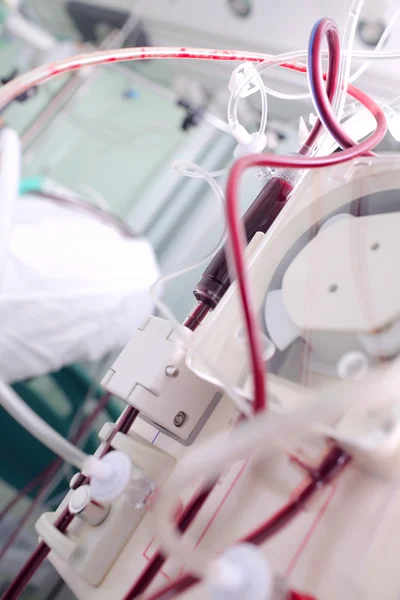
[0,381,89,471]
[0,381,129,498]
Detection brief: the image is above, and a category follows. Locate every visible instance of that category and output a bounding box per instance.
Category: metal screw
[173,411,187,427]
[165,365,179,378]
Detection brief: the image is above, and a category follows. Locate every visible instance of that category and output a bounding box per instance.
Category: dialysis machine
[4,1,400,599]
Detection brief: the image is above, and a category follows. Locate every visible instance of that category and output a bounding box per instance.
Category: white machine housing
[37,155,400,600]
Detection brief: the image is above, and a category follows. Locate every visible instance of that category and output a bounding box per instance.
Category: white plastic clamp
[102,316,219,443]
[228,62,261,98]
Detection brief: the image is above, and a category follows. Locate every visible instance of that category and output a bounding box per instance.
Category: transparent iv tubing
[2,45,400,112]
[252,1,395,104]
[331,0,364,121]
[350,7,400,82]
[227,50,310,148]
[230,2,399,130]
[250,0,361,106]
[254,68,268,142]
[228,16,360,156]
[229,67,268,145]
[226,51,315,146]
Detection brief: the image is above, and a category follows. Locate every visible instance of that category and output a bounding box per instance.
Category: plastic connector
[83,451,132,503]
[228,62,267,156]
[228,63,261,98]
[233,131,267,158]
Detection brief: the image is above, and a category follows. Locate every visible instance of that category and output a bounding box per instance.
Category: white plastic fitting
[84,451,132,503]
[233,131,267,158]
[207,544,273,600]
[228,63,261,99]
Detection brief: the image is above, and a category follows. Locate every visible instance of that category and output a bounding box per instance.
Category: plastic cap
[87,451,132,503]
[207,544,273,600]
[69,485,91,514]
[68,484,110,525]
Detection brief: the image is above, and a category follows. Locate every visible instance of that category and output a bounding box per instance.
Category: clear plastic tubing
[227,49,314,143]
[229,0,362,127]
[332,0,364,121]
[0,381,89,471]
[227,37,362,147]
[350,7,400,82]
[2,45,400,111]
[255,68,268,140]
